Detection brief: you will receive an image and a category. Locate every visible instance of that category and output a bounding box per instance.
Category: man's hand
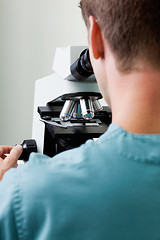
[0,145,23,181]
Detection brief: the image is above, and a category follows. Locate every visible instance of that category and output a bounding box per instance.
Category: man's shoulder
[1,124,160,239]
[10,127,118,193]
[9,124,122,187]
[27,125,120,173]
[0,123,134,213]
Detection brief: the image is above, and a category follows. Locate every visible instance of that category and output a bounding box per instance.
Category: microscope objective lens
[80,98,94,120]
[60,100,76,121]
[73,104,82,119]
[93,100,103,112]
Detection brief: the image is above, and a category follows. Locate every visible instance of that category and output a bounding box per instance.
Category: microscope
[19,46,111,161]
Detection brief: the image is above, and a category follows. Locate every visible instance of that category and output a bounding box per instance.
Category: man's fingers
[1,154,7,160]
[5,145,23,168]
[0,146,13,156]
[0,145,23,181]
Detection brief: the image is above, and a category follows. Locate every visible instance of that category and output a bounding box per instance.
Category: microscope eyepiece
[70,49,94,81]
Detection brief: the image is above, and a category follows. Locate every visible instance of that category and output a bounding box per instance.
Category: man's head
[80,0,160,73]
[79,0,160,133]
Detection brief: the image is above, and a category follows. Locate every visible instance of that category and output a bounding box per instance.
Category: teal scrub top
[1,123,160,240]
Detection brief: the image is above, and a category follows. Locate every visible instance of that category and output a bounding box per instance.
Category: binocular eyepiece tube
[70,49,94,81]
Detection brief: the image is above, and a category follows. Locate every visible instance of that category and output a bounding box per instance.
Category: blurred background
[0,0,87,145]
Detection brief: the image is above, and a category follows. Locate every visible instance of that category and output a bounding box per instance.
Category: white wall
[0,0,87,145]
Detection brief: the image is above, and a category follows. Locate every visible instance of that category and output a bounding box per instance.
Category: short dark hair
[80,0,160,73]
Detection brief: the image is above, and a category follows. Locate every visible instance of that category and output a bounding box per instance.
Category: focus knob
[18,139,37,162]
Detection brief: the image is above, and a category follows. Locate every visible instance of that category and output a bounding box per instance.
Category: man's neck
[109,68,160,134]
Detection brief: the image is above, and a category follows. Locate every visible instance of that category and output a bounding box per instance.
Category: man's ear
[88,16,104,60]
